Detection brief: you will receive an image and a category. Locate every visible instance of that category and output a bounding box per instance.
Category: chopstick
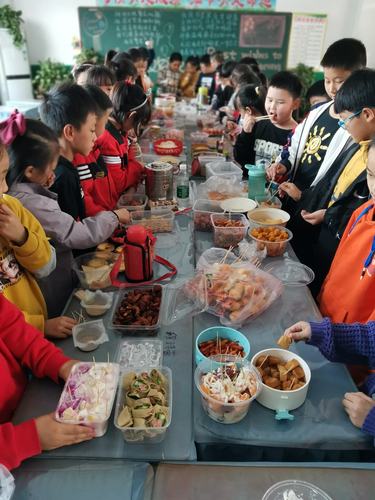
[255,115,271,122]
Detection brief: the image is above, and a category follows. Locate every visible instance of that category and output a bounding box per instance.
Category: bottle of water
[176,163,190,208]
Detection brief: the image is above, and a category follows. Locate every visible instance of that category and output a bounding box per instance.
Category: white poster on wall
[287,13,327,70]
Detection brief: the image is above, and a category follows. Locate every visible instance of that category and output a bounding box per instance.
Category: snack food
[199,338,245,358]
[112,287,162,333]
[254,354,306,391]
[115,368,171,442]
[211,214,248,248]
[249,225,292,257]
[56,362,119,436]
[97,242,115,252]
[74,252,118,290]
[277,334,292,350]
[130,210,174,233]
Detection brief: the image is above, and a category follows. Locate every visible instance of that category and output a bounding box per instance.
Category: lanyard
[348,203,375,279]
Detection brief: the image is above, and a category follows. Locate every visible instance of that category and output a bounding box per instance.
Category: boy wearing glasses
[268,38,367,202]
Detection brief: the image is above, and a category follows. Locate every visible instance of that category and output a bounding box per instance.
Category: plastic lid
[220,197,257,213]
[126,225,148,244]
[263,258,315,286]
[161,277,208,325]
[262,480,332,500]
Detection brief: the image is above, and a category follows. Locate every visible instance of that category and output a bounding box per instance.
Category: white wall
[2,0,375,67]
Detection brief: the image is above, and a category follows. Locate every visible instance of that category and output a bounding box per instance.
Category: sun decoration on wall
[301,125,331,164]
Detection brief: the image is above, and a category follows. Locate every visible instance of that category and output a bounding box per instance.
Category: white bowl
[247,207,290,227]
[220,197,257,213]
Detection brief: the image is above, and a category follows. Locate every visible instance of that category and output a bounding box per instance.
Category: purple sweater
[309,318,375,439]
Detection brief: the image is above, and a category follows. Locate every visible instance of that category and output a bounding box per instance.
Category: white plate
[220,197,257,213]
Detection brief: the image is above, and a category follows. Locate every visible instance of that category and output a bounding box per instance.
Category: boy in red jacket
[0,295,93,470]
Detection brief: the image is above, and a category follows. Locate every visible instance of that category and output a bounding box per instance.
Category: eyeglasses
[338,109,363,129]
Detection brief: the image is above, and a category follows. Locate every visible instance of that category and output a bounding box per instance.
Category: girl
[179,55,200,99]
[0,115,56,335]
[106,51,138,83]
[7,115,130,332]
[85,65,116,96]
[129,47,153,94]
[97,81,151,198]
[283,319,375,440]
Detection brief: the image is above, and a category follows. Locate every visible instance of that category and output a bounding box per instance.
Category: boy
[195,54,216,102]
[234,71,301,172]
[157,52,183,95]
[306,80,330,110]
[178,55,200,98]
[270,38,367,199]
[39,82,97,221]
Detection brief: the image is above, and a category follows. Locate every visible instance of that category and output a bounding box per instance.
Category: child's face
[70,112,96,156]
[265,86,299,126]
[200,63,211,74]
[134,59,147,76]
[367,147,375,200]
[96,108,112,138]
[0,148,9,197]
[26,154,58,188]
[338,108,375,143]
[309,94,330,108]
[323,67,352,100]
[100,84,113,96]
[185,62,197,74]
[169,60,181,72]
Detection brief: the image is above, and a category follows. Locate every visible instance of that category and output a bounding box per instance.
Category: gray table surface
[193,231,373,451]
[152,462,375,500]
[12,460,153,500]
[13,214,197,462]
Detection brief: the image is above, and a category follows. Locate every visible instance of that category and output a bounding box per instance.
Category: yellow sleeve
[22,310,45,333]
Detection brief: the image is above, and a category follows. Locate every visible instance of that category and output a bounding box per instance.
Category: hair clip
[255,86,260,96]
[130,96,148,112]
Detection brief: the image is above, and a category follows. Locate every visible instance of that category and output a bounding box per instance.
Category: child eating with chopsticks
[234,71,301,176]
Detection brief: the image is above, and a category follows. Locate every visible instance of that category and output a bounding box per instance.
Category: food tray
[116,193,148,211]
[129,209,175,233]
[193,199,224,232]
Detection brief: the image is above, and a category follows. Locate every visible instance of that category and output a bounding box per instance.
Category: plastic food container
[194,153,225,177]
[114,366,172,443]
[190,131,209,144]
[0,464,15,500]
[80,290,114,316]
[117,338,163,371]
[211,213,249,248]
[195,355,261,424]
[129,209,175,233]
[195,326,250,365]
[247,207,290,227]
[193,199,223,232]
[110,285,163,336]
[116,193,148,211]
[251,348,311,421]
[258,197,283,209]
[153,138,183,156]
[262,480,333,500]
[73,252,118,290]
[72,319,109,352]
[249,225,293,257]
[220,197,257,213]
[206,161,243,180]
[263,258,315,287]
[55,362,119,437]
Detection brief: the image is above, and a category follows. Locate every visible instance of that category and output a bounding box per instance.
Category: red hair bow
[0,109,26,146]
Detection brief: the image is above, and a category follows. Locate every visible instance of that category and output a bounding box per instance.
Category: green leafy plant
[32,59,72,98]
[291,63,315,120]
[0,4,25,49]
[74,47,103,65]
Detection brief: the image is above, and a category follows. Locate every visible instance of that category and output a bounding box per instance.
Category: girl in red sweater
[0,295,93,470]
[96,82,151,199]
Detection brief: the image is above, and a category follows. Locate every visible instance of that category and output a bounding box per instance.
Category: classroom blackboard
[78,7,292,77]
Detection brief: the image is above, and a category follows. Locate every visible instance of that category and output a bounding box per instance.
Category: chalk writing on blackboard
[239,14,286,48]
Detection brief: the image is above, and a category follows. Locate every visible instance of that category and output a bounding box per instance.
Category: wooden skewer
[255,115,271,122]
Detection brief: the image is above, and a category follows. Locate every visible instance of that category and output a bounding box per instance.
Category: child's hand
[0,204,28,245]
[35,413,94,451]
[242,113,256,134]
[342,392,375,428]
[283,321,312,342]
[301,209,326,226]
[58,360,79,381]
[45,316,77,339]
[279,182,301,201]
[114,208,131,225]
[266,163,287,181]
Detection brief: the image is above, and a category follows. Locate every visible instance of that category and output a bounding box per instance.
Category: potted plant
[74,47,104,66]
[32,59,72,98]
[290,63,315,120]
[0,4,24,48]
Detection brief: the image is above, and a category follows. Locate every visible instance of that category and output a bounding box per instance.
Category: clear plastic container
[116,193,148,211]
[263,258,315,286]
[249,225,293,257]
[258,196,283,209]
[73,252,118,290]
[190,131,209,144]
[129,209,175,233]
[195,355,261,424]
[55,362,119,437]
[193,199,223,232]
[117,338,163,371]
[211,213,249,248]
[114,366,172,443]
[110,285,163,336]
[72,319,109,352]
[0,465,15,500]
[80,290,114,316]
[206,161,243,180]
[247,207,290,227]
[262,480,333,500]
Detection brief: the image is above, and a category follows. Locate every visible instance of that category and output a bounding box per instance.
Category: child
[305,80,330,110]
[0,123,56,335]
[39,82,97,221]
[211,60,236,111]
[97,81,151,198]
[129,47,153,94]
[8,116,130,322]
[157,52,183,95]
[270,38,367,199]
[178,55,200,98]
[71,62,93,85]
[85,65,116,96]
[0,294,94,470]
[106,51,138,83]
[73,85,118,216]
[234,71,301,175]
[283,319,375,440]
[195,54,216,102]
[288,69,375,294]
[225,64,261,121]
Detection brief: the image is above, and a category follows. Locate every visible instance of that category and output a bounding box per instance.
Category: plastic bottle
[244,163,267,202]
[197,86,209,110]
[176,163,190,208]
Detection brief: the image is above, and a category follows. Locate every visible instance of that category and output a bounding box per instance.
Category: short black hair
[334,68,375,113]
[211,51,225,64]
[239,56,260,72]
[237,71,261,88]
[128,48,142,63]
[268,71,302,99]
[104,49,118,66]
[138,47,149,61]
[39,82,97,137]
[231,63,260,87]
[85,65,116,88]
[107,52,137,82]
[306,80,329,101]
[84,84,112,117]
[7,118,60,186]
[320,38,367,70]
[170,52,182,63]
[237,84,266,115]
[71,63,93,82]
[111,82,151,135]
[219,60,237,79]
[200,54,211,66]
[185,55,199,69]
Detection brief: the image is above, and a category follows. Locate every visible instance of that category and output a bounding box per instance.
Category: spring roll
[122,372,136,391]
[117,406,133,428]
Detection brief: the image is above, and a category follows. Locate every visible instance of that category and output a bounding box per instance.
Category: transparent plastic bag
[197,175,246,201]
[0,465,15,500]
